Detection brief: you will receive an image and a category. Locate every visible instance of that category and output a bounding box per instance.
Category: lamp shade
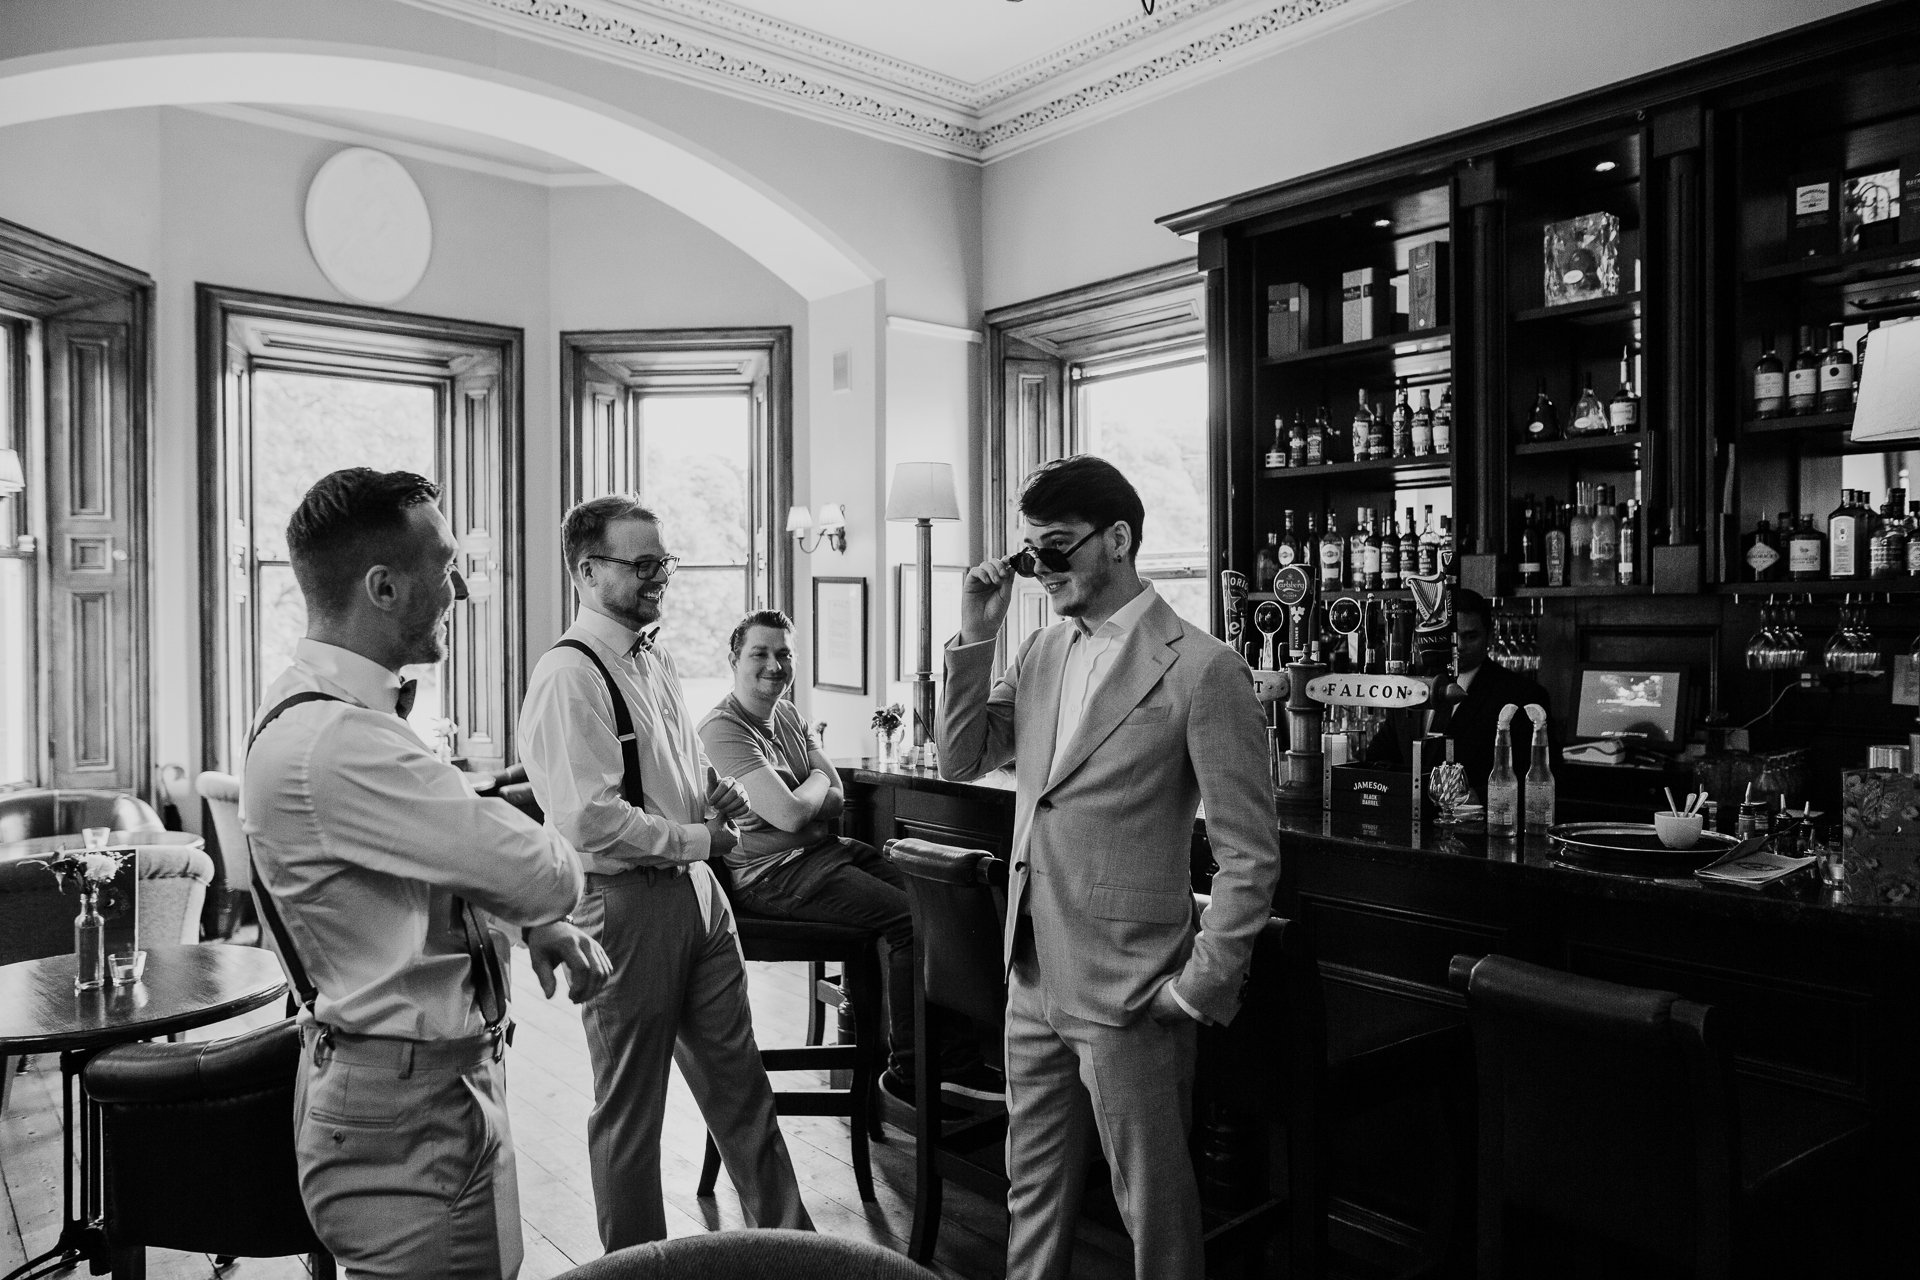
[785,504,812,533]
[0,447,22,497]
[815,503,847,531]
[885,462,960,522]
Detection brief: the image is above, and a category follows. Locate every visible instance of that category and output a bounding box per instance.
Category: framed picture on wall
[894,564,967,682]
[812,576,869,695]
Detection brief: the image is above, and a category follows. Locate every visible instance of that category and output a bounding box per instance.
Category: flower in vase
[870,703,906,736]
[35,848,128,896]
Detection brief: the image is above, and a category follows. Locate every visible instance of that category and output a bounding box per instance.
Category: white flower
[81,852,121,882]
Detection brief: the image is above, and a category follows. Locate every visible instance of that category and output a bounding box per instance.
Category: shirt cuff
[687,820,712,862]
[947,634,996,654]
[1168,981,1210,1025]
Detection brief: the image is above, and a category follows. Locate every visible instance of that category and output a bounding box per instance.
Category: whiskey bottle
[1350,507,1371,590]
[1590,485,1619,585]
[1518,499,1544,587]
[1438,515,1456,582]
[1288,412,1308,467]
[1742,516,1782,582]
[1753,331,1785,418]
[1364,512,1384,590]
[1569,375,1608,437]
[1545,498,1568,587]
[1411,389,1434,457]
[1609,345,1641,433]
[1351,391,1373,462]
[1526,379,1559,443]
[1788,325,1820,415]
[1318,511,1344,591]
[1391,380,1414,458]
[1307,407,1328,465]
[1617,500,1638,586]
[1277,510,1301,569]
[1433,384,1454,453]
[1787,514,1825,582]
[1381,513,1402,590]
[1872,489,1907,579]
[1400,507,1420,580]
[1417,507,1441,577]
[1829,490,1862,580]
[1819,323,1855,414]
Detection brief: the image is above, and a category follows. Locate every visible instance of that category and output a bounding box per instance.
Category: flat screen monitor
[1572,666,1688,746]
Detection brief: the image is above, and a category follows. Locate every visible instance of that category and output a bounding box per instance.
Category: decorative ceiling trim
[400,0,1364,162]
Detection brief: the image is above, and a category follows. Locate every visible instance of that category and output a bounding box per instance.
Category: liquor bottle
[1351,391,1374,462]
[1525,379,1559,443]
[1829,488,1862,579]
[1433,385,1454,453]
[1609,346,1641,433]
[1753,331,1785,418]
[1872,490,1907,579]
[1265,415,1288,468]
[1545,498,1569,587]
[1569,375,1608,437]
[1743,516,1782,582]
[1569,483,1594,587]
[1590,485,1620,585]
[1318,511,1344,591]
[1787,514,1825,582]
[1288,412,1308,467]
[1277,510,1301,569]
[1350,507,1371,591]
[1487,719,1520,838]
[1391,381,1414,459]
[1256,533,1281,591]
[1381,513,1401,590]
[1617,500,1639,587]
[1364,510,1385,590]
[1411,389,1435,457]
[1788,325,1820,415]
[1518,499,1544,587]
[1400,507,1420,580]
[1819,323,1855,414]
[1523,713,1556,835]
[1307,407,1328,466]
[1367,396,1389,460]
[1439,515,1456,582]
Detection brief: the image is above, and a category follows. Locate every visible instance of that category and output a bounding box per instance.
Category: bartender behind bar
[1434,589,1553,801]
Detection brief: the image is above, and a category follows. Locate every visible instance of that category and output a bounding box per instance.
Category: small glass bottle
[1391,380,1414,458]
[1753,331,1785,418]
[1317,510,1344,591]
[1418,506,1441,577]
[1277,510,1301,569]
[1307,407,1328,466]
[1351,390,1374,462]
[1788,325,1820,415]
[1349,507,1371,591]
[1381,513,1402,590]
[75,887,106,992]
[1871,489,1907,579]
[1590,485,1620,585]
[1411,389,1435,457]
[1570,375,1608,437]
[1433,385,1454,453]
[1609,345,1641,433]
[1526,379,1560,443]
[1743,516,1781,582]
[1487,720,1520,838]
[1819,322,1855,414]
[1523,715,1556,834]
[1829,488,1862,580]
[1288,412,1308,467]
[1788,514,1826,582]
[1517,499,1544,587]
[1265,414,1288,468]
[1400,506,1420,581]
[1617,500,1639,586]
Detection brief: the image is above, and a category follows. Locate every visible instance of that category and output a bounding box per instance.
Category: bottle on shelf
[1788,514,1825,582]
[1277,510,1301,569]
[1381,513,1402,590]
[1819,323,1855,414]
[1265,414,1289,468]
[1351,391,1374,463]
[1256,533,1281,591]
[1433,385,1454,453]
[1365,509,1385,590]
[1743,515,1783,582]
[1545,498,1569,587]
[1569,374,1608,437]
[1318,510,1344,591]
[1412,389,1435,457]
[1829,488,1863,580]
[1439,515,1456,582]
[1517,498,1544,587]
[1400,507,1420,580]
[1609,345,1641,434]
[1307,406,1328,466]
[1526,379,1559,443]
[1391,380,1414,459]
[1590,485,1619,585]
[1753,331,1785,419]
[1487,716,1520,838]
[1350,507,1371,590]
[1367,395,1389,460]
[1617,499,1638,587]
[1523,712,1556,834]
[1569,483,1594,587]
[1788,325,1821,415]
[1871,488,1907,579]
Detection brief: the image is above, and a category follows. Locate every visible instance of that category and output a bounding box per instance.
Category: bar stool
[1449,953,1874,1279]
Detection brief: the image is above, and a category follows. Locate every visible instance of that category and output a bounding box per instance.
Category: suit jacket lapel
[1041,596,1182,796]
[1020,626,1069,796]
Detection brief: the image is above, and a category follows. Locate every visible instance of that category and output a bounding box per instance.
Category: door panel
[1002,356,1063,650]
[449,354,508,767]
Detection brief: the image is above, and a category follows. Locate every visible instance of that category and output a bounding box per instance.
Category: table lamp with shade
[886,462,960,761]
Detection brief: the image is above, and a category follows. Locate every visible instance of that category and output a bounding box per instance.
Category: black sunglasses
[1009,527,1105,578]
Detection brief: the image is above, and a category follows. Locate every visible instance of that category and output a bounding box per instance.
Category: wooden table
[0,943,287,1280]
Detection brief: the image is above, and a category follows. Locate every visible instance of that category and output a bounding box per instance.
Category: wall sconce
[0,448,24,497]
[788,503,847,554]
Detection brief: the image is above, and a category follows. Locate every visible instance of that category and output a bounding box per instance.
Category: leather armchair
[0,788,163,844]
[84,1019,333,1278]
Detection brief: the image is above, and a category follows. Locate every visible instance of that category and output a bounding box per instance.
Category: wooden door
[447,352,509,767]
[1002,356,1063,645]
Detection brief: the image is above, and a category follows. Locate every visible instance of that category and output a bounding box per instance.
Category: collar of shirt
[572,606,662,658]
[294,638,405,714]
[1069,579,1157,645]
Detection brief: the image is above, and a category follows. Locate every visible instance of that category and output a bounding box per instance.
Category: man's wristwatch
[522,913,575,944]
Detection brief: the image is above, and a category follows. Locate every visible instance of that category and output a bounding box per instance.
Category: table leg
[1,1051,107,1280]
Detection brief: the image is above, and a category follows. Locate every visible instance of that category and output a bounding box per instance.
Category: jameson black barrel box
[1842,768,1920,906]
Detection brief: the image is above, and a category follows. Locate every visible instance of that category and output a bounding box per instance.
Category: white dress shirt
[519,607,718,883]
[243,639,583,1041]
[1049,581,1159,784]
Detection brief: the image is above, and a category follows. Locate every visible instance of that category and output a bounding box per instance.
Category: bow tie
[394,678,418,720]
[629,630,656,658]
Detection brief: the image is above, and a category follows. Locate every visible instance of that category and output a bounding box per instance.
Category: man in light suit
[939,455,1281,1280]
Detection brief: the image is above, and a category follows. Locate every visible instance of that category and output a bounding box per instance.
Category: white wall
[981,0,1878,309]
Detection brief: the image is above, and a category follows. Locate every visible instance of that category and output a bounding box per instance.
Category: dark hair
[562,494,659,577]
[1018,455,1145,560]
[286,468,441,617]
[1453,588,1493,632]
[729,609,795,659]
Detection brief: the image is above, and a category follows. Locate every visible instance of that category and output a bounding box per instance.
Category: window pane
[639,395,751,569]
[0,558,31,786]
[251,372,437,560]
[660,566,747,719]
[257,563,308,705]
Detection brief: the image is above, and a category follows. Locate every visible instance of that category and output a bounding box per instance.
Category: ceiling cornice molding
[399,0,1367,163]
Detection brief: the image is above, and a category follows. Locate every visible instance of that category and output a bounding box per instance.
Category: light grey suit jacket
[938,593,1280,1028]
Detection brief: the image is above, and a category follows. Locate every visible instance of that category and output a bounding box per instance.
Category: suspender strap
[554,638,646,808]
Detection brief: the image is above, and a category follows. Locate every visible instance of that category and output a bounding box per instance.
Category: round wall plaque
[304,148,433,305]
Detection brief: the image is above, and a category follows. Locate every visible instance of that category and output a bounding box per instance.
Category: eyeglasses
[589,553,680,581]
[1008,527,1105,578]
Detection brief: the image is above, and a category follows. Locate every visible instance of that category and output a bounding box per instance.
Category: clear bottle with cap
[1433,385,1454,453]
[1830,488,1862,580]
[1487,718,1520,838]
[1351,390,1374,462]
[1523,714,1556,834]
[1590,486,1620,585]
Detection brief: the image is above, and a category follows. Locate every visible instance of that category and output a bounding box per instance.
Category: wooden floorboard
[2,948,1136,1279]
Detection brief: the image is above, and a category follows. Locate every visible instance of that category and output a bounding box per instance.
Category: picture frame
[812,576,869,694]
[894,564,968,682]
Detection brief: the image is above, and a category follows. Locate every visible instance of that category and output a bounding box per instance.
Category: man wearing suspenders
[519,494,811,1250]
[244,469,610,1279]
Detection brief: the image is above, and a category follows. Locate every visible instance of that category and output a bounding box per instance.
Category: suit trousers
[294,1024,521,1279]
[1004,948,1202,1280]
[574,865,812,1249]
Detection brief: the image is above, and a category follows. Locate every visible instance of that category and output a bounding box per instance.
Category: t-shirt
[696,696,833,885]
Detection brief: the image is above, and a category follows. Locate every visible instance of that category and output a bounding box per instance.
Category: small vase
[74,886,106,992]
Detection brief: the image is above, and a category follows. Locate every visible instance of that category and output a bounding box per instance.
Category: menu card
[1695,845,1816,890]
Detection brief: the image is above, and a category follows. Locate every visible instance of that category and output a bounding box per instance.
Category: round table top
[0,829,205,862]
[0,943,288,1054]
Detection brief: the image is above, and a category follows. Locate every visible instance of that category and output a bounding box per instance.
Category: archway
[0,43,878,300]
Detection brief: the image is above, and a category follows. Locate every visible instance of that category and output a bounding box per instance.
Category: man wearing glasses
[940,456,1280,1280]
[519,494,811,1250]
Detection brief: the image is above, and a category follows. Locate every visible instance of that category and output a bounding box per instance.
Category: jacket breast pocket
[1088,881,1194,925]
[1119,704,1171,727]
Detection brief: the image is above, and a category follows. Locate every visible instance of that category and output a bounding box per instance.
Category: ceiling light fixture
[1373,218,1391,228]
[1595,160,1618,173]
